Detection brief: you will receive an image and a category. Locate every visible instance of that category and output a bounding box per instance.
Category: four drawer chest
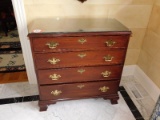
[28,18,131,111]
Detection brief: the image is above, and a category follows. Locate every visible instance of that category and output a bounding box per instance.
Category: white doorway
[11,0,37,84]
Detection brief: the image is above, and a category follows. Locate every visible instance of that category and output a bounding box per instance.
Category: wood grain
[0,71,28,84]
[32,35,129,52]
[35,50,126,69]
[28,19,131,111]
[37,65,123,85]
[39,81,120,100]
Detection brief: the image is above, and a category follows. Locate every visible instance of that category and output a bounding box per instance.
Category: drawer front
[37,65,123,85]
[39,81,120,100]
[32,36,129,52]
[35,50,126,69]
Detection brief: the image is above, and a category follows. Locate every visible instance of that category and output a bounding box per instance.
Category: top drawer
[32,36,129,52]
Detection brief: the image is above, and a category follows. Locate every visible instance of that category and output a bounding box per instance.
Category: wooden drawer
[37,65,123,85]
[35,50,126,69]
[39,81,120,100]
[32,36,129,52]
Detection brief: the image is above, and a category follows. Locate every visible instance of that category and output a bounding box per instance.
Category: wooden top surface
[28,18,131,36]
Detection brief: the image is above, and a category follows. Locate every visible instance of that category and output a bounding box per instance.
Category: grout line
[0,86,144,120]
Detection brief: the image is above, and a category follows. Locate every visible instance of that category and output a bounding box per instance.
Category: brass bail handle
[77,69,85,74]
[105,40,116,47]
[77,84,85,89]
[46,41,59,49]
[78,38,87,44]
[49,74,61,80]
[104,55,114,62]
[101,71,111,78]
[78,53,86,58]
[99,86,109,92]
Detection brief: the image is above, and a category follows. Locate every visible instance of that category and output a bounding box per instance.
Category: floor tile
[0,75,155,120]
[0,94,135,120]
[0,82,38,99]
[121,76,156,119]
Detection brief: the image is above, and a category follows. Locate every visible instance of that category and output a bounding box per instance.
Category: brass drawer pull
[49,74,61,80]
[51,90,62,96]
[77,69,85,74]
[78,53,86,58]
[99,86,109,92]
[78,38,87,44]
[105,40,116,47]
[101,71,111,78]
[104,55,114,62]
[46,42,59,49]
[48,58,60,64]
[77,84,85,89]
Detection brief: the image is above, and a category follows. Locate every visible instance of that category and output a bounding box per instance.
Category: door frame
[12,0,37,84]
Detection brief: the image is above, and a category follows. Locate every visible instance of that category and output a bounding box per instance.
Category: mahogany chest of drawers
[28,18,131,111]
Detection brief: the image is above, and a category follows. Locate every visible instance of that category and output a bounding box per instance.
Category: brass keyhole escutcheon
[99,86,109,92]
[77,69,85,74]
[48,58,60,65]
[51,90,62,96]
[77,84,85,89]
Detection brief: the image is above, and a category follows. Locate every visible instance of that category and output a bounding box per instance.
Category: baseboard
[134,66,160,102]
[123,65,160,102]
[122,65,136,76]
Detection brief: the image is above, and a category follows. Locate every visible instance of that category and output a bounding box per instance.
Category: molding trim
[11,0,37,84]
[123,65,160,102]
[134,66,160,102]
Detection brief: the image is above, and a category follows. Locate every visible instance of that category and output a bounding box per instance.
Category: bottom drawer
[39,81,120,100]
